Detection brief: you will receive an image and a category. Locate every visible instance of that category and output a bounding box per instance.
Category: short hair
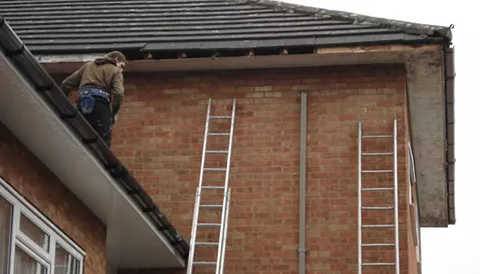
[106,51,127,63]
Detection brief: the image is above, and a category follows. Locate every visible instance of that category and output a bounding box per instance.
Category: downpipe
[298,92,307,274]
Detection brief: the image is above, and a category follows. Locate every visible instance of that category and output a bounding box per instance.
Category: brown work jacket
[60,56,124,105]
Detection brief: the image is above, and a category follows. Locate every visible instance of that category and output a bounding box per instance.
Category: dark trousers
[77,97,113,147]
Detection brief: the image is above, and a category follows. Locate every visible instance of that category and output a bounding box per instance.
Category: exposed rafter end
[178,52,187,59]
[211,51,220,60]
[247,49,255,57]
[281,48,288,55]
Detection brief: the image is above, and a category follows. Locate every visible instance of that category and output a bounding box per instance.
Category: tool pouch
[78,89,95,114]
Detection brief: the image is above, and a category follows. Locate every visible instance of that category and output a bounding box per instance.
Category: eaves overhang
[37,40,455,227]
[0,16,189,269]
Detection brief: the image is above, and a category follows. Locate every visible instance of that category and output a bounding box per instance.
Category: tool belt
[77,87,111,114]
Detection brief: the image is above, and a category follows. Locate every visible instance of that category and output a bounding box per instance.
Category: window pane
[54,244,69,274]
[0,197,13,274]
[19,214,49,251]
[69,257,81,274]
[14,246,48,274]
[55,244,80,274]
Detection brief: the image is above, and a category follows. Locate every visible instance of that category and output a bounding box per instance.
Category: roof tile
[0,0,452,54]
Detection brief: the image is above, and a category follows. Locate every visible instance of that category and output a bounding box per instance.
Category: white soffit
[0,50,185,269]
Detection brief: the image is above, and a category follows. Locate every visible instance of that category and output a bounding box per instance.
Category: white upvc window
[0,177,85,274]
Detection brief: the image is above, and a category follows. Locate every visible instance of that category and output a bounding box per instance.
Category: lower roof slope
[0,0,452,54]
[0,15,189,266]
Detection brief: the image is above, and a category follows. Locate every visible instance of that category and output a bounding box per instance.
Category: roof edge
[0,15,190,262]
[235,0,454,40]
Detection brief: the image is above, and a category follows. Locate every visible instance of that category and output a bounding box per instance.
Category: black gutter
[0,16,190,262]
[444,40,456,225]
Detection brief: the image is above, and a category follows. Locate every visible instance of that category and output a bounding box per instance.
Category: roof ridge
[232,0,453,40]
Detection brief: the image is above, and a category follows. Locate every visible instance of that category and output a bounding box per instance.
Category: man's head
[106,51,127,72]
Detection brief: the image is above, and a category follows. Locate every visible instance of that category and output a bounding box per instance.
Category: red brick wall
[407,205,419,274]
[112,64,412,274]
[407,183,421,274]
[0,123,107,274]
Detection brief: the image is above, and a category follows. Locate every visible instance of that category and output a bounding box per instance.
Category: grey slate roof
[0,0,452,54]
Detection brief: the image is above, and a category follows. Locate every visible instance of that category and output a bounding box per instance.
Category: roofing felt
[0,15,190,262]
[0,0,453,54]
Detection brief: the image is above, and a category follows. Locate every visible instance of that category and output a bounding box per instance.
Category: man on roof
[60,51,127,147]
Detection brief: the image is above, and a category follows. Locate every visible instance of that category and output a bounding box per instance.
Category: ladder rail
[215,99,236,274]
[219,188,232,274]
[393,119,400,274]
[187,188,202,274]
[357,120,362,274]
[198,98,213,191]
[187,98,212,274]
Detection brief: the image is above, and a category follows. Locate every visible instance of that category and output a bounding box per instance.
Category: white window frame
[0,176,86,274]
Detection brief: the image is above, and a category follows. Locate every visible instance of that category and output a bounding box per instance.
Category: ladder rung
[362,187,394,191]
[206,150,228,154]
[198,223,221,227]
[362,262,395,266]
[362,224,395,228]
[362,206,394,210]
[204,168,227,172]
[362,152,393,156]
[208,132,230,136]
[201,186,225,190]
[193,261,217,266]
[210,116,232,119]
[200,204,223,209]
[362,135,393,139]
[362,170,393,173]
[195,242,219,247]
[362,243,395,247]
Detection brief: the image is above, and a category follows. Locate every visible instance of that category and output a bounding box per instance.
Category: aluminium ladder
[357,119,400,274]
[187,98,236,274]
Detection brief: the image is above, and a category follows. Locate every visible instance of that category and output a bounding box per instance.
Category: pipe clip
[297,248,307,253]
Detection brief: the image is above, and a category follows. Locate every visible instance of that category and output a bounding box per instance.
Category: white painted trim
[408,142,416,185]
[0,176,86,274]
[15,239,50,270]
[16,230,51,263]
[7,202,19,274]
[414,199,422,263]
[48,233,56,274]
[409,182,413,205]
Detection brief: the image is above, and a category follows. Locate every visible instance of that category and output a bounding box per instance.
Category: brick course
[0,123,107,274]
[111,64,415,274]
[407,182,421,274]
